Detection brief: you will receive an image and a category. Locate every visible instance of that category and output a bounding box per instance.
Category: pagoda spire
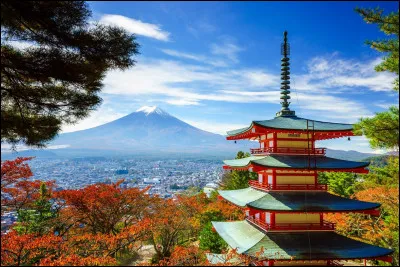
[276,31,296,117]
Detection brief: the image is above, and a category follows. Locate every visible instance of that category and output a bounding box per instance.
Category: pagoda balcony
[250,147,326,155]
[246,216,336,232]
[249,180,328,191]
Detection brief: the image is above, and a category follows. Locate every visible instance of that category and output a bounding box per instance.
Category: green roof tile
[224,155,369,170]
[227,116,353,136]
[212,221,393,261]
[217,189,380,212]
[246,231,393,260]
[212,221,265,254]
[247,191,381,212]
[223,156,264,168]
[218,187,267,207]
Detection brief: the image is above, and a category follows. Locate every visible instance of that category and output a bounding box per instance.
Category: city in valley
[28,157,222,195]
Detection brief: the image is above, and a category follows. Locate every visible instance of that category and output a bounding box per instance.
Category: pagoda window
[276,174,314,185]
[267,174,273,186]
[275,213,320,224]
[261,142,265,149]
[269,140,274,148]
[258,173,263,184]
[265,212,271,224]
[255,213,260,220]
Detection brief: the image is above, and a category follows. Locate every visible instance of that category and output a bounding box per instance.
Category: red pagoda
[211,31,393,266]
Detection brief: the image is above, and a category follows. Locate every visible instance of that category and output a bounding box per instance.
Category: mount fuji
[2,106,381,160]
[45,106,250,157]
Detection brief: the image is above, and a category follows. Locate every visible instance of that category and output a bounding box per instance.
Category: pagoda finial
[276,31,296,117]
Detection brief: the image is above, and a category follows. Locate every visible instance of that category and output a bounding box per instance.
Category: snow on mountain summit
[135,106,170,116]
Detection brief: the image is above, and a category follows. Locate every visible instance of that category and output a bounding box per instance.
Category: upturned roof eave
[226,118,356,139]
[223,155,370,170]
[212,220,394,261]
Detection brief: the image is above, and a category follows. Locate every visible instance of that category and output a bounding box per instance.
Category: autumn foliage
[1,157,247,266]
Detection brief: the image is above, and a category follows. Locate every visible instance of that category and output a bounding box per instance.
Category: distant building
[143,178,161,184]
[203,182,218,198]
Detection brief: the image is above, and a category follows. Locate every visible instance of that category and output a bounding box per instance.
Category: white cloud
[181,119,247,135]
[100,56,375,122]
[166,99,200,106]
[305,55,396,92]
[210,40,244,63]
[161,49,229,67]
[162,49,204,61]
[61,51,394,136]
[99,14,170,41]
[61,107,125,133]
[242,71,280,87]
[374,102,399,109]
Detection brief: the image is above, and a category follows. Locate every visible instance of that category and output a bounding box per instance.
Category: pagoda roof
[212,221,393,260]
[227,116,354,137]
[218,188,381,212]
[223,155,369,170]
[218,187,267,207]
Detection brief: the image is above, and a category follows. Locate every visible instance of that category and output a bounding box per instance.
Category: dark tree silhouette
[1,1,139,147]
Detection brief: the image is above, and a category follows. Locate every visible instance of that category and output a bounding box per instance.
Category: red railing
[246,216,335,232]
[250,147,326,155]
[249,180,328,191]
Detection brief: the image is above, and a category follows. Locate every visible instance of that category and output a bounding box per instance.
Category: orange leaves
[355,186,399,213]
[1,157,33,189]
[206,198,244,221]
[156,245,206,266]
[39,255,116,266]
[54,180,152,235]
[1,230,63,266]
[1,157,55,213]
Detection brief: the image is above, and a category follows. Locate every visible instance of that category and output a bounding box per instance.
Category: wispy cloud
[62,50,393,133]
[374,101,399,109]
[303,55,396,92]
[181,119,247,135]
[61,106,125,133]
[161,49,228,67]
[166,99,201,106]
[100,56,376,123]
[99,14,170,41]
[210,38,244,63]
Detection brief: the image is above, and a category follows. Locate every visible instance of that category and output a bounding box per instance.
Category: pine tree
[220,151,257,190]
[354,7,399,150]
[1,1,139,147]
[355,7,399,91]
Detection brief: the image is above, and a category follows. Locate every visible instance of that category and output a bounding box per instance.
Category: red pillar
[271,212,276,228]
[273,169,276,188]
[314,170,318,185]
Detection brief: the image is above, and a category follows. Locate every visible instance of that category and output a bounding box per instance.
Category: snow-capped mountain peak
[136,106,170,116]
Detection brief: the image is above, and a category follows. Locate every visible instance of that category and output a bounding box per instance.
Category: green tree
[1,1,139,147]
[353,7,399,150]
[221,151,257,190]
[14,183,57,235]
[318,172,358,197]
[356,156,399,190]
[354,106,399,150]
[355,7,399,91]
[199,222,227,253]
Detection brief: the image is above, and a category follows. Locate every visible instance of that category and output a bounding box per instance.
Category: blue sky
[62,1,398,153]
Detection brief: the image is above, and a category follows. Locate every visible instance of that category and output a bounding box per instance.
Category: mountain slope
[50,106,247,155]
[5,106,381,160]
